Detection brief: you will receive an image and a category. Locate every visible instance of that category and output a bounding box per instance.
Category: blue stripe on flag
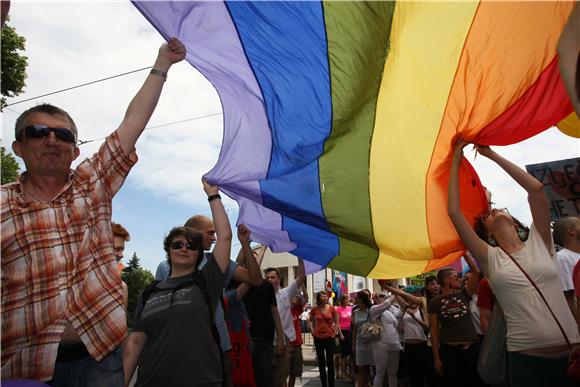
[226,1,338,263]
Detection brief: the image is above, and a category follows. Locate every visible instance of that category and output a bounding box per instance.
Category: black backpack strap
[191,270,226,380]
[191,271,215,319]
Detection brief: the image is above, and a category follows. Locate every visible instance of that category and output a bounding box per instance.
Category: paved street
[298,338,355,387]
[294,364,354,387]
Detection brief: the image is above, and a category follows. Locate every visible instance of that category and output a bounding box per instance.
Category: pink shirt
[336,306,352,330]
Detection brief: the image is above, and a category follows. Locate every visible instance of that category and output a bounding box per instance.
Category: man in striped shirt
[1,38,185,385]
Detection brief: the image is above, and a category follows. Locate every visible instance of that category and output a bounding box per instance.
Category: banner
[526,157,580,220]
[332,271,347,299]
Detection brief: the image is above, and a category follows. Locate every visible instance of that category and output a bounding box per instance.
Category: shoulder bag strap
[316,306,335,332]
[500,247,571,347]
[191,270,225,378]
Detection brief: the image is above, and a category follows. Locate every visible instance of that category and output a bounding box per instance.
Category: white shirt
[482,223,580,351]
[470,293,482,335]
[275,280,300,343]
[402,308,427,342]
[556,248,580,292]
[370,298,403,351]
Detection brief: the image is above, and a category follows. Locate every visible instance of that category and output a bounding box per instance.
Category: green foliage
[1,23,28,108]
[127,252,142,270]
[122,252,154,328]
[1,147,20,184]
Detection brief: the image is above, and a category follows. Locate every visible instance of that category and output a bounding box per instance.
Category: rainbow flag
[134,1,575,278]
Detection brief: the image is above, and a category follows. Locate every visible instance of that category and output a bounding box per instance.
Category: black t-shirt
[243,280,277,341]
[428,287,477,344]
[133,255,225,387]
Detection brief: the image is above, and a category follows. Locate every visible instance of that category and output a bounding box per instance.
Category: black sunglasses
[170,241,197,251]
[22,125,76,143]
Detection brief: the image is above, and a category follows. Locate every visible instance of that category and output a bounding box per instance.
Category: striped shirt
[1,132,137,381]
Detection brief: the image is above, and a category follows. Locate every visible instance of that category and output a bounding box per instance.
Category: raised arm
[383,284,423,306]
[370,295,395,320]
[232,225,262,286]
[116,38,186,155]
[448,140,489,261]
[408,307,430,331]
[463,251,481,297]
[202,178,231,273]
[296,257,306,287]
[474,145,551,251]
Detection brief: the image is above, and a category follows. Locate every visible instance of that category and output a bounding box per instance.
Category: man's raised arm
[116,38,186,155]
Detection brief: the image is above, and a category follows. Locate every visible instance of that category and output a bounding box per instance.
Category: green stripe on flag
[319,1,396,275]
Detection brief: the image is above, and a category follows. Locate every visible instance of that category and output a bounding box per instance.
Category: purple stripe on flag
[304,260,323,275]
[133,1,294,250]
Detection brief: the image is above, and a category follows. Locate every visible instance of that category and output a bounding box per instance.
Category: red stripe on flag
[475,56,573,145]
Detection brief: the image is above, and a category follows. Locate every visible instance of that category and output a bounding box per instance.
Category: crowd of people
[2,21,580,387]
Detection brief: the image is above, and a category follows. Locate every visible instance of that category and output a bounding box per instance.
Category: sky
[2,1,579,275]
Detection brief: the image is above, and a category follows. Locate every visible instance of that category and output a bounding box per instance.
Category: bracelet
[150,68,167,81]
[207,194,221,202]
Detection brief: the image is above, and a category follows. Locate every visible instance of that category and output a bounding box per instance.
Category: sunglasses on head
[22,125,76,143]
[170,241,197,251]
[377,294,387,299]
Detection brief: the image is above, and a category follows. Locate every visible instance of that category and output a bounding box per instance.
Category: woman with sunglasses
[448,140,580,387]
[123,179,232,387]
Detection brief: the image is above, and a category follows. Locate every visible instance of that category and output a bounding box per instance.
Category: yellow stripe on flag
[368,1,479,278]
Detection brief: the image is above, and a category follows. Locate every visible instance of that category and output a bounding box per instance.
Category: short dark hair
[265,267,280,278]
[163,226,204,271]
[436,268,455,287]
[424,275,436,288]
[15,103,78,142]
[553,217,578,247]
[316,291,327,306]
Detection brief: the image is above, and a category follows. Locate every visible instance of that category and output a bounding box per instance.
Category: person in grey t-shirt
[154,214,262,386]
[123,179,234,387]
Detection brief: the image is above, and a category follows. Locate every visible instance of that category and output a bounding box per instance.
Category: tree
[1,22,28,108]
[122,252,154,328]
[1,146,19,184]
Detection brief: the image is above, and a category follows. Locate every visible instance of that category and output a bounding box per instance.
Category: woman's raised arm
[202,178,232,273]
[448,140,489,260]
[474,145,551,251]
